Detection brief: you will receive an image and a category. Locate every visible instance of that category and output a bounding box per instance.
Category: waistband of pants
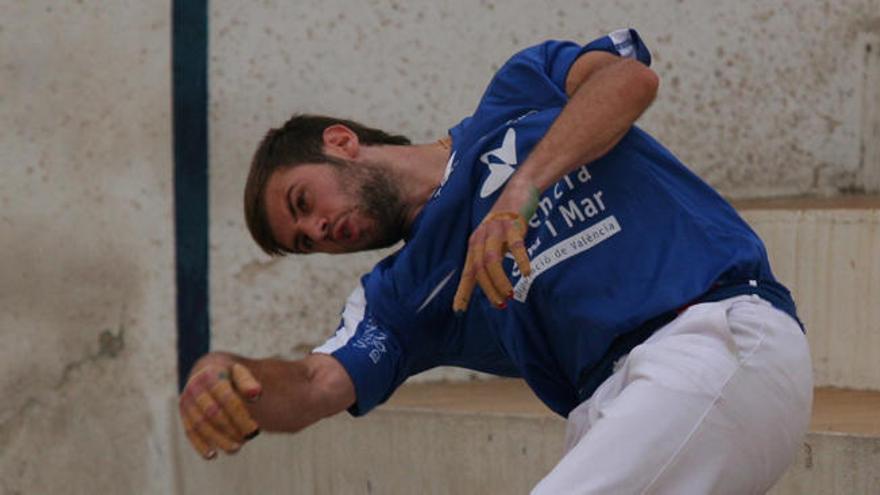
[575,279,803,403]
[692,278,803,332]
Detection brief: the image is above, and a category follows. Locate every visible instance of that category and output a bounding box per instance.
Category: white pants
[532,295,813,495]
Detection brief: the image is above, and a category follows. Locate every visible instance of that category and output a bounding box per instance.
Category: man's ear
[322,124,359,160]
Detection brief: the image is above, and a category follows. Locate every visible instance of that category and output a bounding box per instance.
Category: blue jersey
[314,29,799,417]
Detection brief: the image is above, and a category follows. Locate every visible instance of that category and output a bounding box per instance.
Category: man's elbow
[624,59,660,107]
[306,354,357,419]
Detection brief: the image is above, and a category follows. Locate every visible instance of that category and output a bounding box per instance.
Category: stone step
[173,379,880,494]
[733,197,880,390]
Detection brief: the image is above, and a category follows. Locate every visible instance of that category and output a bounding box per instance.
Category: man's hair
[244,114,411,256]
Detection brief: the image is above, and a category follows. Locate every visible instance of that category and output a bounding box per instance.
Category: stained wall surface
[209,0,880,371]
[0,1,176,493]
[1,1,878,494]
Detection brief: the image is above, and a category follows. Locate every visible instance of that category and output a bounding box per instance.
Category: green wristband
[519,185,540,221]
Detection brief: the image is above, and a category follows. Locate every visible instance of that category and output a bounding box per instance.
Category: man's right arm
[236,353,355,432]
[178,351,355,459]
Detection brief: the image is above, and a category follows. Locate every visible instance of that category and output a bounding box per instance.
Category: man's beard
[337,160,406,250]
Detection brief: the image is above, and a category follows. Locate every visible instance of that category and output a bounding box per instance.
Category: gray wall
[0,1,175,493]
[1,0,877,493]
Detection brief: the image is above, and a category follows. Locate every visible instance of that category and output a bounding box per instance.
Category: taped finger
[194,391,243,443]
[211,380,260,439]
[183,419,216,460]
[484,234,513,297]
[506,225,531,277]
[184,367,213,391]
[231,363,262,401]
[185,404,241,454]
[473,246,505,306]
[453,252,477,313]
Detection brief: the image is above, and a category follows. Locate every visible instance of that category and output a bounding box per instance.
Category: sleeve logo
[352,318,388,364]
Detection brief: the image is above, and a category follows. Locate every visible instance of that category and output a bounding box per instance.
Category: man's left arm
[510,51,659,199]
[453,51,659,311]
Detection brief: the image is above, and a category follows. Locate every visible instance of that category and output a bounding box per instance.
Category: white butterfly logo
[479,128,517,198]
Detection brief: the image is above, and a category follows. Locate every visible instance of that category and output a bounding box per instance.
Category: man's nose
[306,216,329,241]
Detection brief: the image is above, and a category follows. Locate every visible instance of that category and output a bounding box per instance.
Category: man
[179,29,812,493]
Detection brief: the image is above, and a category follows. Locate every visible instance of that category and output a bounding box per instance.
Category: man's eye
[297,192,308,213]
[301,237,314,252]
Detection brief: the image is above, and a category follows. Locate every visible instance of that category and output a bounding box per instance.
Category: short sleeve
[313,283,407,416]
[582,28,652,65]
[476,28,652,116]
[543,28,653,91]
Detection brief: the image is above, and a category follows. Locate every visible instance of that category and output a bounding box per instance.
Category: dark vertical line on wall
[172,0,210,390]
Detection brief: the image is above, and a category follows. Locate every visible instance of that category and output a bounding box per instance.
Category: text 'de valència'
[513,215,621,302]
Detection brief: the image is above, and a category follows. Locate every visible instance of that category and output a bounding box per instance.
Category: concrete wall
[0,1,176,493]
[1,0,878,494]
[209,0,880,373]
[175,405,566,495]
[742,207,880,389]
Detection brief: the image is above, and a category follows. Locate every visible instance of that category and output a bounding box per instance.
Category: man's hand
[178,353,263,459]
[453,179,537,313]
